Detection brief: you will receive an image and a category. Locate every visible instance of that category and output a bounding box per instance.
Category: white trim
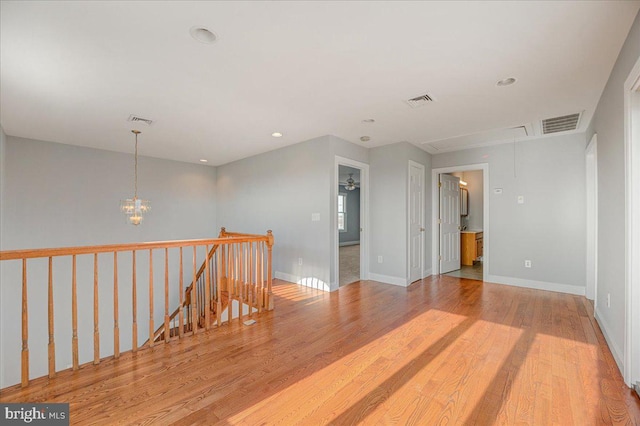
[407,160,425,284]
[431,163,489,281]
[423,268,433,279]
[595,308,625,372]
[334,157,370,291]
[623,54,640,387]
[369,272,408,287]
[585,134,598,304]
[486,274,586,296]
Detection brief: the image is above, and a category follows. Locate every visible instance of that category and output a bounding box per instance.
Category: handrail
[0,227,274,389]
[0,235,270,261]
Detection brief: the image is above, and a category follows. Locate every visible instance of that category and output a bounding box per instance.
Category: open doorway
[338,165,361,286]
[431,164,489,282]
[333,157,369,290]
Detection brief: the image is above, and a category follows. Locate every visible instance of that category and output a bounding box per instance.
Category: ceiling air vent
[541,113,581,134]
[127,115,154,126]
[405,93,436,108]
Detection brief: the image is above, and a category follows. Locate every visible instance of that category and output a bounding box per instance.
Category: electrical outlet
[524,260,532,268]
[607,293,611,308]
[378,256,383,263]
[298,258,303,266]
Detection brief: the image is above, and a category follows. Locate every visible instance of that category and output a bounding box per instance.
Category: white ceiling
[1,1,638,166]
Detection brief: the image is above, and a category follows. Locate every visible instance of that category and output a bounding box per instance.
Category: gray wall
[0,136,217,388]
[370,142,432,284]
[432,134,586,292]
[217,135,369,292]
[590,11,640,366]
[339,187,360,245]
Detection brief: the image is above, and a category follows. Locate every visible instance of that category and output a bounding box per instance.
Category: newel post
[266,230,274,310]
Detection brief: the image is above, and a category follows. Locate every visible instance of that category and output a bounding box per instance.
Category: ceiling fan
[340,173,360,191]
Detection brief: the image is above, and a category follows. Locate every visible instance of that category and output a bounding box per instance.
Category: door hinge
[439,255,442,261]
[438,182,442,188]
[437,219,442,224]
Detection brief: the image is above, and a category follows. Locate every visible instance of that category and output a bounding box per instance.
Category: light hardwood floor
[1,276,639,425]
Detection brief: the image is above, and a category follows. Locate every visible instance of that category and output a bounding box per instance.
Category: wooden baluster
[113,252,120,359]
[254,242,260,312]
[227,244,233,322]
[238,243,244,323]
[179,247,184,338]
[148,249,154,348]
[204,245,211,330]
[267,230,274,310]
[258,241,264,312]
[21,259,29,387]
[48,256,55,378]
[164,248,170,343]
[248,242,254,317]
[72,254,79,370]
[132,250,138,353]
[93,253,100,364]
[216,244,222,327]
[192,246,198,334]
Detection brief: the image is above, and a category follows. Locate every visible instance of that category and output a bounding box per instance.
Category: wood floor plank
[1,277,639,425]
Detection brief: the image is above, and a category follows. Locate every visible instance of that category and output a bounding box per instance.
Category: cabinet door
[476,238,483,258]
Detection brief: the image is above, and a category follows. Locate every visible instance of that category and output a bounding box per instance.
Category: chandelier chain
[134,131,138,198]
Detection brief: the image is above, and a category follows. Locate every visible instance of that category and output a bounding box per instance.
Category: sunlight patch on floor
[225,309,470,424]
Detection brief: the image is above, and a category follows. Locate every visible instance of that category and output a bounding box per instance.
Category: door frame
[623,55,640,388]
[333,156,369,290]
[431,163,489,280]
[407,160,425,283]
[585,134,598,304]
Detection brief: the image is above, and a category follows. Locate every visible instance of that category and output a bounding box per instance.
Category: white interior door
[408,161,424,283]
[439,174,461,274]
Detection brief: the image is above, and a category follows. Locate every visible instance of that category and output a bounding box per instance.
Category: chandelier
[120,130,150,225]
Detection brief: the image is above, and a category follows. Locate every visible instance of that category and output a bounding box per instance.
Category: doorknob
[420,227,425,232]
[458,225,461,230]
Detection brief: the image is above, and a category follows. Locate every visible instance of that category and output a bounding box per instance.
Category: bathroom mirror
[460,187,468,216]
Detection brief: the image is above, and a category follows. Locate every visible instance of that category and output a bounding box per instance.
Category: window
[338,193,347,232]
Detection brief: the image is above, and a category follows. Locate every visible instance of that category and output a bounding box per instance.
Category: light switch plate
[517,195,524,204]
[311,213,320,221]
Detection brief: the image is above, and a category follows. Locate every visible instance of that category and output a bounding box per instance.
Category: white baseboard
[369,273,407,287]
[339,241,360,247]
[594,308,624,374]
[275,271,330,292]
[486,274,586,296]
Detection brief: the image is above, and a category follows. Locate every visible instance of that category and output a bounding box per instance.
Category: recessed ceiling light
[190,27,217,44]
[199,159,208,163]
[496,77,517,87]
[271,132,283,138]
[362,119,375,123]
[360,136,371,142]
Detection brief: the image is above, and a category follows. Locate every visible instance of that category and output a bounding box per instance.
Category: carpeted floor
[339,244,360,286]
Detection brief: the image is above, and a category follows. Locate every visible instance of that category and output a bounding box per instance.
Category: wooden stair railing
[0,228,274,388]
